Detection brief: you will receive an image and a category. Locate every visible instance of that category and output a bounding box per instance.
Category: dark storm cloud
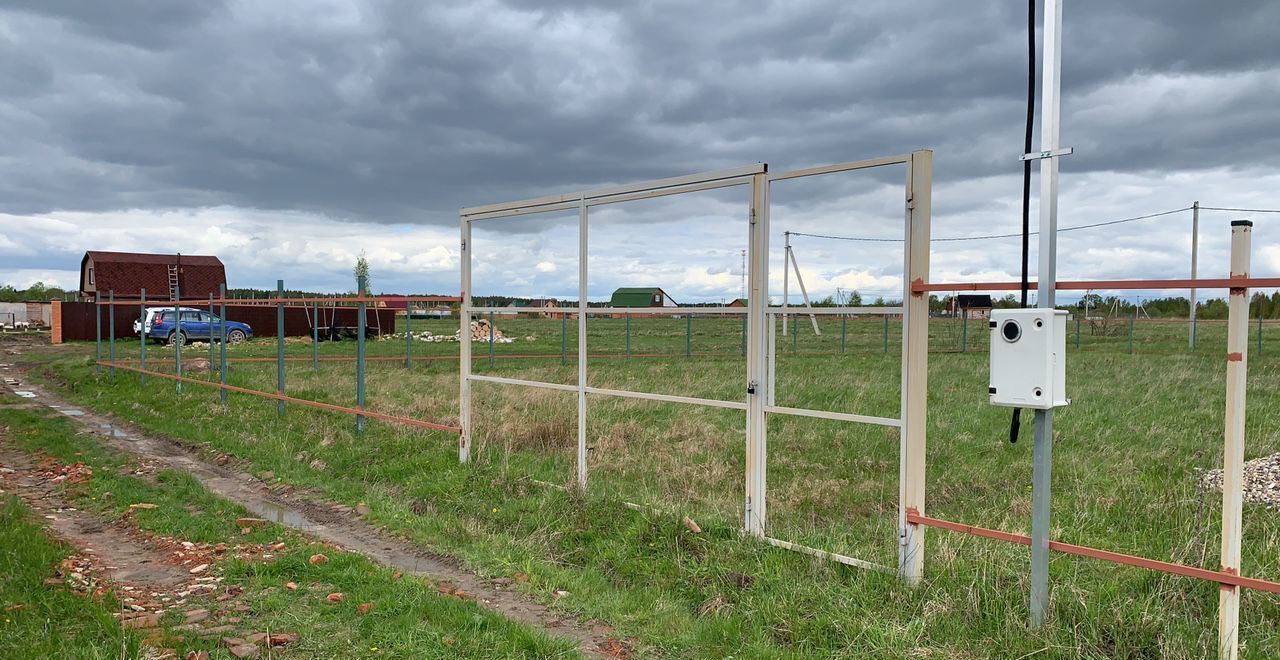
[0,0,1277,224]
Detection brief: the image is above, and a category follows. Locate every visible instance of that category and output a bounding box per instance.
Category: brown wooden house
[80,251,227,302]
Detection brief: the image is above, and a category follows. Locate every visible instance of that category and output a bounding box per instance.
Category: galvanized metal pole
[791,318,798,353]
[741,314,747,357]
[781,231,790,337]
[139,288,146,383]
[1030,0,1065,629]
[108,290,116,378]
[1128,316,1135,354]
[576,198,588,489]
[312,300,319,370]
[405,303,412,369]
[219,284,227,407]
[1190,201,1200,351]
[276,280,285,416]
[356,275,367,436]
[840,315,847,353]
[459,217,473,463]
[744,172,770,537]
[1220,220,1252,660]
[488,311,495,368]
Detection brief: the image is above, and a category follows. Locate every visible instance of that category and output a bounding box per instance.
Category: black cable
[1010,0,1036,444]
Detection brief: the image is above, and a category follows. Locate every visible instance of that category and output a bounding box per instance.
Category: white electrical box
[988,309,1069,410]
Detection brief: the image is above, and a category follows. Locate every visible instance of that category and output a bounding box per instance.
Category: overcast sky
[1,1,1278,303]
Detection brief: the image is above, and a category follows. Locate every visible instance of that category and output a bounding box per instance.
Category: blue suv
[137,307,253,345]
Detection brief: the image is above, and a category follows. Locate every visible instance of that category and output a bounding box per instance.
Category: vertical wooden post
[1219,220,1252,660]
[899,149,932,585]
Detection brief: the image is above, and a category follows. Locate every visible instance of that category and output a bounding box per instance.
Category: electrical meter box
[988,309,1069,409]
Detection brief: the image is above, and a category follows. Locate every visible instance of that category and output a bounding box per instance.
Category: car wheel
[168,330,187,346]
[227,329,247,344]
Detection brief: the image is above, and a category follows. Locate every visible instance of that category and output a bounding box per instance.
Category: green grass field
[31,314,1280,657]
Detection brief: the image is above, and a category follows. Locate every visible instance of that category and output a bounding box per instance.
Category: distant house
[951,294,993,319]
[80,251,226,302]
[496,298,563,319]
[727,298,749,317]
[608,287,678,318]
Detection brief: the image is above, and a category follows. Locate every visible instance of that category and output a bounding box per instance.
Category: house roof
[728,298,748,307]
[81,251,226,299]
[609,287,672,307]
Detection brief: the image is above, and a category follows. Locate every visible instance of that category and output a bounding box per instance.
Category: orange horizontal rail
[905,508,1280,594]
[98,361,460,434]
[97,295,461,306]
[912,277,1280,294]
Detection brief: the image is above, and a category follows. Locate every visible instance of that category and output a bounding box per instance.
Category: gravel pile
[1199,453,1280,509]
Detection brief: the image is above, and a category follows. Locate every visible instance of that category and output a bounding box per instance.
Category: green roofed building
[608,287,678,318]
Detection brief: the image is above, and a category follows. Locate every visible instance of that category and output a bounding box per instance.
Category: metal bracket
[1019,147,1074,161]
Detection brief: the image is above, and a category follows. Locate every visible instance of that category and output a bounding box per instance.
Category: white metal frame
[459,150,932,579]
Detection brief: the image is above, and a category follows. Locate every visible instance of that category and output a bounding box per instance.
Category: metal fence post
[94,298,101,375]
[791,317,798,353]
[488,311,495,368]
[626,313,632,360]
[208,293,215,367]
[961,314,968,353]
[174,285,182,394]
[219,284,227,407]
[139,288,146,383]
[1128,317,1134,354]
[741,314,747,357]
[686,313,692,358]
[405,303,412,369]
[561,314,567,366]
[356,275,367,436]
[1219,220,1252,658]
[840,315,847,353]
[108,289,116,378]
[276,280,285,416]
[312,300,319,371]
[1075,311,1081,349]
[1258,314,1263,355]
[883,315,889,354]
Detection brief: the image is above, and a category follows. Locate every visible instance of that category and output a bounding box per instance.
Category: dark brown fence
[53,301,397,343]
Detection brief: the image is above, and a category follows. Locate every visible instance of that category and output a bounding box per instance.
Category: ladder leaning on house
[167,265,180,301]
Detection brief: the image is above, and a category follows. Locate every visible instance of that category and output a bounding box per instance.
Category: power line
[787,206,1192,243]
[1199,206,1280,214]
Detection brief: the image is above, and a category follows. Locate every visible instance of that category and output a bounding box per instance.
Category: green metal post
[1075,312,1081,349]
[312,300,319,370]
[174,285,182,394]
[356,275,367,436]
[882,315,889,354]
[404,302,412,369]
[792,318,798,353]
[1259,314,1264,355]
[139,288,146,384]
[840,316,847,353]
[686,313,692,358]
[1128,317,1134,354]
[561,314,567,366]
[219,284,227,406]
[94,298,101,375]
[108,290,116,377]
[276,280,285,416]
[208,294,215,367]
[626,314,632,360]
[741,314,747,357]
[961,314,968,353]
[488,311,495,368]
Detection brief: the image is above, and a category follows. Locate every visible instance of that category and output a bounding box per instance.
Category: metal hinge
[461,239,467,251]
[1020,147,1074,161]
